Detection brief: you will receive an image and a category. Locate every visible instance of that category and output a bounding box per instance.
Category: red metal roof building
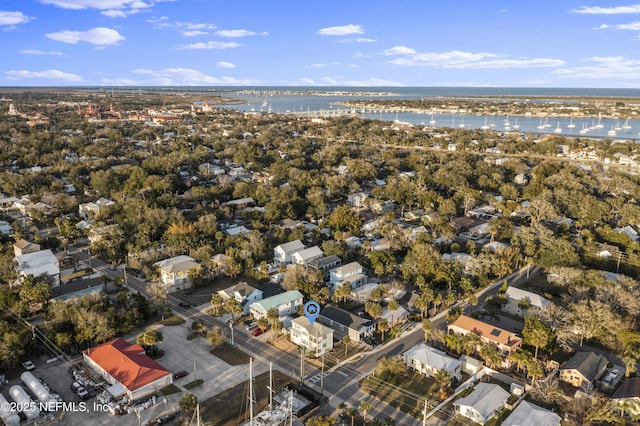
[83,338,172,400]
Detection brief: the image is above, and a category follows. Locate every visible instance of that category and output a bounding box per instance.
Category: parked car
[156,412,177,424]
[252,328,264,337]
[245,322,257,331]
[22,360,35,371]
[243,319,254,325]
[611,369,620,377]
[178,302,191,308]
[174,370,189,379]
[71,382,89,399]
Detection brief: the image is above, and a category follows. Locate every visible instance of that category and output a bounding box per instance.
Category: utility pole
[320,352,325,396]
[229,319,234,346]
[423,399,428,426]
[123,263,128,287]
[299,348,305,384]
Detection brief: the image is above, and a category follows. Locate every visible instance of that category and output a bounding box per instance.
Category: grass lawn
[199,370,292,426]
[159,384,181,395]
[210,342,251,365]
[159,314,186,326]
[360,370,440,419]
[184,379,204,390]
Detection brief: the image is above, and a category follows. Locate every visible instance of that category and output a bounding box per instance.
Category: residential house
[13,239,41,257]
[273,240,305,264]
[611,377,640,418]
[289,316,334,356]
[454,383,510,425]
[501,287,550,318]
[502,401,561,426]
[78,197,115,220]
[249,290,304,320]
[217,282,263,315]
[291,246,324,266]
[329,262,367,289]
[381,305,410,325]
[51,277,103,302]
[153,255,201,292]
[87,224,124,245]
[448,315,522,363]
[210,253,228,276]
[559,351,609,390]
[403,343,462,381]
[347,192,368,209]
[318,305,375,342]
[308,255,341,274]
[14,249,60,286]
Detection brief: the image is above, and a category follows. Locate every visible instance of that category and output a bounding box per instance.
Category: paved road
[70,248,542,424]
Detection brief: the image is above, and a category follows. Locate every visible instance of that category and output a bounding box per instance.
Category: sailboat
[512,118,520,130]
[595,113,603,129]
[458,115,466,128]
[537,118,545,130]
[429,114,436,125]
[567,117,575,128]
[579,122,589,134]
[623,118,632,130]
[543,117,552,128]
[504,115,511,130]
[554,122,562,133]
[614,120,622,131]
[608,125,617,137]
[481,117,490,130]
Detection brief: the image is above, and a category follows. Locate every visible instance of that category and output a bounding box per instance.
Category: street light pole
[123,263,128,287]
[228,319,234,346]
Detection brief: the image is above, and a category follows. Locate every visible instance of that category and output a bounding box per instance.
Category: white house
[454,383,510,425]
[15,249,60,286]
[502,287,550,318]
[273,240,305,264]
[218,282,263,315]
[291,246,323,266]
[380,305,410,325]
[153,255,201,292]
[403,343,462,381]
[78,197,115,220]
[13,239,40,257]
[329,262,367,289]
[289,316,334,356]
[347,192,367,209]
[502,401,561,426]
[250,290,304,320]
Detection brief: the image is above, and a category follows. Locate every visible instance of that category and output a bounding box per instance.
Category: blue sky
[2,0,640,87]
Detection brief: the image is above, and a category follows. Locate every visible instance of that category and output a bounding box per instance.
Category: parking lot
[1,310,264,426]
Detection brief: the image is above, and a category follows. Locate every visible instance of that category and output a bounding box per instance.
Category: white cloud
[0,10,33,26]
[39,0,172,17]
[339,37,377,43]
[384,48,564,69]
[47,27,125,46]
[147,17,217,36]
[294,76,405,86]
[5,69,82,81]
[130,67,257,85]
[572,4,640,14]
[384,46,417,55]
[306,62,340,68]
[175,41,240,50]
[317,24,363,36]
[595,24,610,29]
[554,56,640,79]
[616,21,640,29]
[21,49,63,55]
[216,61,235,68]
[215,29,255,37]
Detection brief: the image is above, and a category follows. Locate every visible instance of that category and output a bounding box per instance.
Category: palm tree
[478,343,502,369]
[433,369,451,399]
[378,318,390,341]
[462,333,481,356]
[421,319,433,343]
[508,349,532,377]
[347,408,358,426]
[527,360,544,386]
[358,400,371,426]
[210,294,223,316]
[337,402,348,419]
[443,334,464,355]
[342,335,351,358]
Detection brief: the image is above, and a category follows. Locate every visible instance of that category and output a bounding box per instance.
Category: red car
[252,328,264,337]
[174,370,189,379]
